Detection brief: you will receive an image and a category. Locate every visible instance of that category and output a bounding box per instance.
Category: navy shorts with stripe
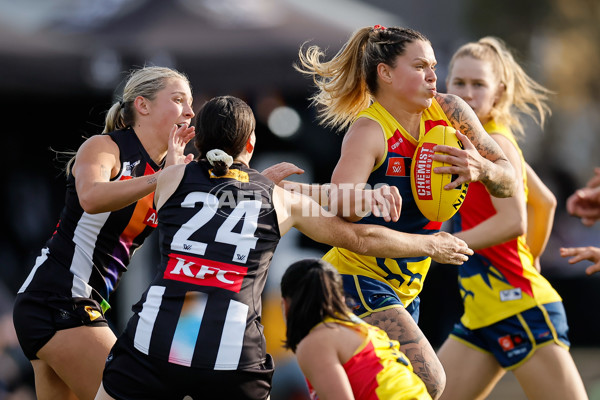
[341,274,420,323]
[450,301,570,369]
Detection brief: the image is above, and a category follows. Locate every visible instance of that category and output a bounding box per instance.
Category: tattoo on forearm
[436,93,514,198]
[436,94,496,158]
[147,176,157,185]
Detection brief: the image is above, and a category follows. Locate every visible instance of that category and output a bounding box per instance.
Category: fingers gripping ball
[410,125,469,222]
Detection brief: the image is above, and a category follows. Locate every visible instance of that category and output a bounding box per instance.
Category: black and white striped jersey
[19,129,161,312]
[123,160,281,370]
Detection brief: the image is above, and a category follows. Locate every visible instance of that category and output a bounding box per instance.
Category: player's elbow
[490,162,519,198]
[78,194,107,214]
[346,228,371,255]
[501,175,519,198]
[544,191,558,211]
[507,216,526,238]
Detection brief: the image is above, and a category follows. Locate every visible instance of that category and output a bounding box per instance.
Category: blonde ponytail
[296,26,429,131]
[449,37,553,137]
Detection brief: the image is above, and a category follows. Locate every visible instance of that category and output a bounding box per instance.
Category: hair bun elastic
[206,149,233,167]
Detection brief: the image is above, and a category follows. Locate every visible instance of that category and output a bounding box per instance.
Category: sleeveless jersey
[454,120,561,329]
[323,100,451,306]
[19,129,160,312]
[123,161,281,370]
[306,315,430,400]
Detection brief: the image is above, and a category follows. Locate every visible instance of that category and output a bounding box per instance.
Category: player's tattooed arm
[363,308,445,399]
[146,175,157,186]
[435,93,516,198]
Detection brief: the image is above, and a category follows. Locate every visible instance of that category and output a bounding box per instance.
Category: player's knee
[428,361,446,400]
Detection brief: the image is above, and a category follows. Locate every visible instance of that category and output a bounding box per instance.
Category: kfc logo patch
[165,253,248,292]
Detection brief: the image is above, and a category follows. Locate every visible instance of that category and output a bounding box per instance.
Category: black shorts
[103,335,274,400]
[12,291,109,360]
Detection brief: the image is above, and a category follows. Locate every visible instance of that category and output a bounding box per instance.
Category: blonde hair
[103,66,191,133]
[66,66,191,175]
[447,37,552,137]
[296,26,429,131]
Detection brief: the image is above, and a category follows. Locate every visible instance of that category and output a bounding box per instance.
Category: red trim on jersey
[423,221,443,230]
[143,208,158,228]
[424,119,448,133]
[387,129,416,156]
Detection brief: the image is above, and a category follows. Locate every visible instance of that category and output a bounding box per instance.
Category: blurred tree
[541,0,600,110]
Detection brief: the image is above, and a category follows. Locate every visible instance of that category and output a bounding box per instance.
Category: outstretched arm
[273,186,472,264]
[434,93,517,198]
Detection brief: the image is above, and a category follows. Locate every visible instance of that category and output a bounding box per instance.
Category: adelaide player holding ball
[296,25,516,399]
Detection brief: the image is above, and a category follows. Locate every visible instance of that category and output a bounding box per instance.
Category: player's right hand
[428,232,473,265]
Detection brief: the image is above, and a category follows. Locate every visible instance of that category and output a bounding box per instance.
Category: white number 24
[170,192,260,264]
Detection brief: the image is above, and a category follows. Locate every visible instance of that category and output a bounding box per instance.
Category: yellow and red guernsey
[306,315,431,400]
[324,99,451,309]
[454,120,561,329]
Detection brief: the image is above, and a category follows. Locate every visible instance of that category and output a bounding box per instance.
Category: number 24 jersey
[123,161,281,370]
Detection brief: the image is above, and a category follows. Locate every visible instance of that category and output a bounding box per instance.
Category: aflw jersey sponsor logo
[385,157,408,177]
[387,129,416,157]
[387,129,404,153]
[499,288,522,302]
[414,143,435,200]
[165,253,247,292]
